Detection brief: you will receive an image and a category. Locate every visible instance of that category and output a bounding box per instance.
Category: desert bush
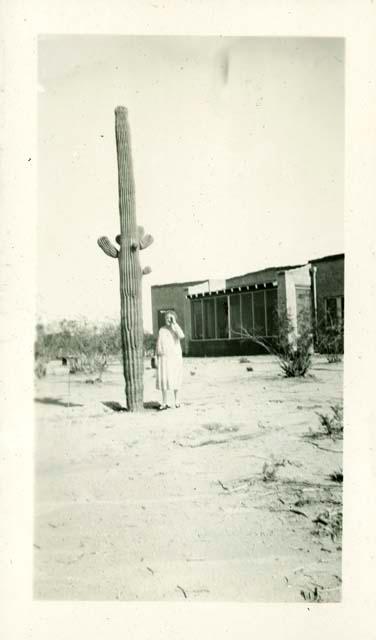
[316,317,344,363]
[312,508,342,542]
[262,456,286,482]
[34,358,47,379]
[34,319,121,380]
[306,404,344,441]
[300,587,322,602]
[272,309,313,377]
[80,353,108,381]
[144,332,157,356]
[329,468,343,483]
[234,307,313,377]
[35,319,158,379]
[317,404,344,439]
[35,319,122,361]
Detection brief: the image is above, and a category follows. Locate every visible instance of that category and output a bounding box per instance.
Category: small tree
[34,319,123,381]
[60,320,112,381]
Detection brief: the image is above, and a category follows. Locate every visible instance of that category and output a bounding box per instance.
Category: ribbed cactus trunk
[97,107,153,412]
[116,107,144,411]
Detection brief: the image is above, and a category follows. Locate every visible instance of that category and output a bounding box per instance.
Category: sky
[37,36,344,331]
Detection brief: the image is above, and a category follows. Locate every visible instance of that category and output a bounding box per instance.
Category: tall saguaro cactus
[98,107,153,411]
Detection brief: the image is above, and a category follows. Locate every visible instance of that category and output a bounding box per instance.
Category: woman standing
[156,310,185,409]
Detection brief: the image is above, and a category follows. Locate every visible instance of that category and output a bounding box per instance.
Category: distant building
[187,264,311,356]
[309,253,344,329]
[150,253,344,356]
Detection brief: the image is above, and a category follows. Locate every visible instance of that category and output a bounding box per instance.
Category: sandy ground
[34,355,343,602]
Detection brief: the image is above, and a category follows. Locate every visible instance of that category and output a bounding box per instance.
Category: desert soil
[34,355,343,602]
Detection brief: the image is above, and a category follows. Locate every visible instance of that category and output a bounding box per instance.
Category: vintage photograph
[35,35,344,601]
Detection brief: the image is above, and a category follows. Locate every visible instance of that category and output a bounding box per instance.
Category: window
[241,292,254,335]
[189,288,279,340]
[266,288,278,336]
[253,291,266,335]
[203,298,216,339]
[191,299,203,339]
[230,294,241,338]
[325,296,344,327]
[216,296,229,338]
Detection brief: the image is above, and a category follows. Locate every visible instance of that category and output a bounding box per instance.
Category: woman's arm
[171,321,185,340]
[156,330,164,356]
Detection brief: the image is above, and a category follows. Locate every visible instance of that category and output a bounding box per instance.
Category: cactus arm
[115,229,153,250]
[97,236,119,258]
[139,233,154,250]
[137,224,154,249]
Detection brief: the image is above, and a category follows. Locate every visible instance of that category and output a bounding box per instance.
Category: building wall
[151,281,204,354]
[150,255,344,357]
[188,338,268,357]
[277,264,312,335]
[311,255,344,326]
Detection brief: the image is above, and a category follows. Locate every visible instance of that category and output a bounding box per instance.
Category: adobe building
[309,253,344,329]
[150,253,344,357]
[187,264,311,356]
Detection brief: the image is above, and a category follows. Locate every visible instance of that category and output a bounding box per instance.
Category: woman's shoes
[175,403,181,408]
[158,404,168,411]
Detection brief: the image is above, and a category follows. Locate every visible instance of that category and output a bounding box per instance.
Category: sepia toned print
[34,35,344,601]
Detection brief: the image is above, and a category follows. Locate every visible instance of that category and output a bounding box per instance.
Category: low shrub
[317,404,344,439]
[234,308,313,378]
[316,318,344,363]
[262,457,286,482]
[34,359,47,379]
[312,508,342,542]
[329,468,343,483]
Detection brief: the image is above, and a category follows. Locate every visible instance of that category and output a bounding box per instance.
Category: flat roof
[151,279,207,289]
[187,280,278,299]
[226,263,305,281]
[310,252,344,264]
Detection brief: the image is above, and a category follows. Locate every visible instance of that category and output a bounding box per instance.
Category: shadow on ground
[102,400,161,412]
[34,397,84,408]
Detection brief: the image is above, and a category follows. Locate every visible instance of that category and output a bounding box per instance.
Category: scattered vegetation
[305,404,344,442]
[34,319,157,379]
[300,587,322,602]
[329,468,343,483]
[262,456,287,482]
[315,404,343,440]
[316,317,344,363]
[143,332,157,356]
[312,508,342,542]
[34,359,47,379]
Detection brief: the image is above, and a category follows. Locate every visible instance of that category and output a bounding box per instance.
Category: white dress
[156,324,184,391]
